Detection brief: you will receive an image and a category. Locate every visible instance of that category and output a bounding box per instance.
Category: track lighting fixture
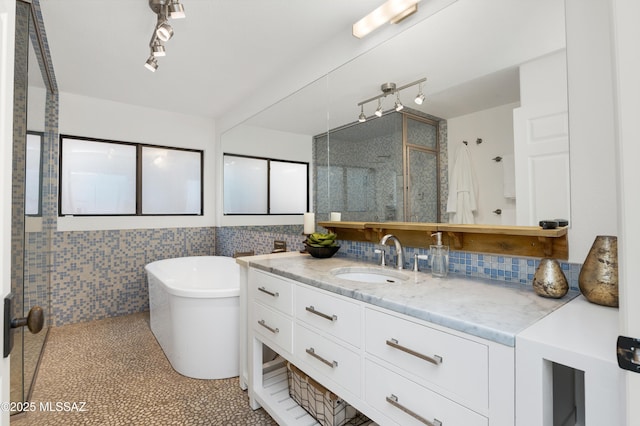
[145,0,186,72]
[356,78,426,122]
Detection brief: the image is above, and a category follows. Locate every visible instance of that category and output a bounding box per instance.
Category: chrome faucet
[379,234,404,270]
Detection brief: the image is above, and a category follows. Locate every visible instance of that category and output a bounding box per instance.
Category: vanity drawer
[295,285,361,347]
[249,269,293,315]
[365,359,488,426]
[294,323,361,397]
[365,308,488,412]
[252,302,293,353]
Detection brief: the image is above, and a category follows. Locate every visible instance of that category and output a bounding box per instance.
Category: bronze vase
[578,235,618,307]
[532,258,568,299]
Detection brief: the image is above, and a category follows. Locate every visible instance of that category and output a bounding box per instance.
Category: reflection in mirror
[222,0,568,228]
[315,110,443,222]
[25,132,43,216]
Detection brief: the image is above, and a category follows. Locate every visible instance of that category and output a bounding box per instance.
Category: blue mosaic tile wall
[218,226,582,291]
[216,225,306,257]
[51,227,215,325]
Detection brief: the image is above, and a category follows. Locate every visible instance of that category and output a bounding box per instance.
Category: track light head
[169,0,186,19]
[414,82,425,105]
[156,22,174,41]
[358,105,367,122]
[144,56,158,72]
[151,40,166,57]
[394,92,404,111]
[375,101,383,117]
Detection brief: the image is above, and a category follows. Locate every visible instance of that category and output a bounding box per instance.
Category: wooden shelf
[319,221,569,260]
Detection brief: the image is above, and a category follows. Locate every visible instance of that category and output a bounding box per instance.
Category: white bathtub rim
[145,255,239,298]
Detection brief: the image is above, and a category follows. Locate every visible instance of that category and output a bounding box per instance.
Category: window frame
[59,134,204,217]
[26,131,44,217]
[223,153,309,216]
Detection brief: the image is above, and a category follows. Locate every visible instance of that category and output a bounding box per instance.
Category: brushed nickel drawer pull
[258,286,279,297]
[386,338,443,365]
[305,305,337,322]
[386,394,442,426]
[257,319,279,334]
[305,347,338,368]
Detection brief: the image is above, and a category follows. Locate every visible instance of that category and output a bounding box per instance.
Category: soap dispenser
[429,232,449,278]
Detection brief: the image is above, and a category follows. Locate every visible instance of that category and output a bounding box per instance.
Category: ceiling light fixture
[352,0,420,39]
[357,78,426,122]
[144,0,186,72]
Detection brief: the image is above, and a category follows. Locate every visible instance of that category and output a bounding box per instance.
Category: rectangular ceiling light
[352,0,420,39]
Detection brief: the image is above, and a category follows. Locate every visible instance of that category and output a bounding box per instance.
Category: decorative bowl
[305,244,340,259]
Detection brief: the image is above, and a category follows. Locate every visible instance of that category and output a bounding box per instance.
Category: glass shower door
[404,114,440,222]
[10,0,52,410]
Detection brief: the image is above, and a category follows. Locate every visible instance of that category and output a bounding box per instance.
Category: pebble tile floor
[11,312,278,425]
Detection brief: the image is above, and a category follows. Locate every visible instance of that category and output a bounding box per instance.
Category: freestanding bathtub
[146,256,240,380]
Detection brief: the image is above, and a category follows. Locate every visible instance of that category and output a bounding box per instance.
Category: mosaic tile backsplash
[47,224,582,327]
[217,225,582,290]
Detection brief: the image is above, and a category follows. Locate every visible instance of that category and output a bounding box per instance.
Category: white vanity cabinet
[245,266,516,426]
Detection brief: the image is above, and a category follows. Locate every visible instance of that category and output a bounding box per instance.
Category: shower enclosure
[314,110,445,223]
[10,0,54,409]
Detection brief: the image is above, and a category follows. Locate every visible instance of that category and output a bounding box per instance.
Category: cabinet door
[365,308,488,412]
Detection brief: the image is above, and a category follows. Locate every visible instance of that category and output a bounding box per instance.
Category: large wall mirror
[221,0,569,228]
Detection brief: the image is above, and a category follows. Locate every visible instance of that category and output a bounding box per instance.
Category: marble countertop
[238,253,578,347]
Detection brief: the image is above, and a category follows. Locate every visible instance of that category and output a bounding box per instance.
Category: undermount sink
[330,266,410,284]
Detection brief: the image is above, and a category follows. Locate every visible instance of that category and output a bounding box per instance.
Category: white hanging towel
[446,144,478,224]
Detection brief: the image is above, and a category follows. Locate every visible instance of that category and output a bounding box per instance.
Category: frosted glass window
[224,155,268,214]
[61,138,136,215]
[270,161,308,214]
[142,147,202,214]
[25,133,42,216]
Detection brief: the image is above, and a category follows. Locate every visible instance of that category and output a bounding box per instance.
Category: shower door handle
[12,306,44,334]
[4,293,45,358]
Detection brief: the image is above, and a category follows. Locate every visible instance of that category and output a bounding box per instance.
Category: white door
[611,0,640,424]
[513,105,571,227]
[513,51,570,227]
[0,0,15,424]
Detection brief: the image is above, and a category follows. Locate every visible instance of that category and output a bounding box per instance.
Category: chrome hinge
[617,335,640,373]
